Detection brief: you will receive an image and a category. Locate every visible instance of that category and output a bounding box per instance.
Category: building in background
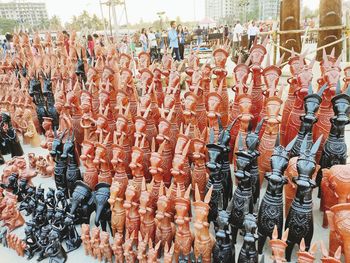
[259,0,280,21]
[205,0,224,22]
[0,0,48,27]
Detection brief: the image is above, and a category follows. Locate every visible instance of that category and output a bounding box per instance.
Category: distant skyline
[43,0,320,24]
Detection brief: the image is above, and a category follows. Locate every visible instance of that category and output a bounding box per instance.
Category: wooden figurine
[137,231,148,263]
[94,132,112,184]
[130,135,147,190]
[164,242,175,263]
[80,140,98,190]
[90,226,101,260]
[111,133,129,193]
[41,117,54,150]
[320,241,342,263]
[147,240,161,263]
[123,230,137,263]
[193,184,215,263]
[237,214,258,263]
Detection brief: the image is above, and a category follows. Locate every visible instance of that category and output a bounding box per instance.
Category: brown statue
[99,231,113,263]
[123,182,140,242]
[164,242,175,263]
[111,133,129,193]
[297,239,318,263]
[81,140,98,190]
[111,232,124,263]
[90,226,102,260]
[155,182,175,252]
[130,135,148,189]
[193,184,215,263]
[147,240,161,263]
[22,109,41,147]
[123,230,137,263]
[269,226,289,262]
[149,140,166,206]
[207,81,223,140]
[321,241,342,263]
[81,223,92,256]
[139,178,156,241]
[137,231,148,263]
[108,180,126,236]
[321,164,350,228]
[191,127,209,199]
[258,86,283,185]
[174,184,193,261]
[94,132,112,184]
[327,203,350,261]
[41,117,54,150]
[1,197,25,231]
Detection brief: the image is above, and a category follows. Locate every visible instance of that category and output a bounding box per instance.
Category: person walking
[140,28,148,52]
[248,21,260,49]
[177,24,185,60]
[232,20,244,53]
[168,21,180,61]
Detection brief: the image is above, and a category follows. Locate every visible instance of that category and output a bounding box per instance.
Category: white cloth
[233,23,244,42]
[148,32,157,47]
[247,25,260,37]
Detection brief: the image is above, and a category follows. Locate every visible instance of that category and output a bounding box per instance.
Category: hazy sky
[44,0,320,24]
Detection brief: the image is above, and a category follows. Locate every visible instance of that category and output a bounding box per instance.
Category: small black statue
[205,127,225,224]
[45,226,67,263]
[290,84,325,158]
[29,72,48,130]
[317,84,350,196]
[23,222,39,259]
[17,178,28,202]
[42,71,59,130]
[238,213,258,263]
[69,180,95,224]
[50,129,68,196]
[213,195,235,263]
[61,131,82,197]
[229,133,254,244]
[55,189,68,212]
[94,182,111,231]
[0,172,19,193]
[46,188,56,209]
[19,186,36,216]
[284,135,322,261]
[37,225,52,261]
[245,120,264,204]
[34,201,48,228]
[0,227,8,247]
[63,213,81,252]
[257,134,297,254]
[75,49,87,83]
[0,112,23,157]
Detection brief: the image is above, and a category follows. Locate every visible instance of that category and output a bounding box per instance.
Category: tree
[0,18,17,34]
[65,11,106,31]
[49,15,62,31]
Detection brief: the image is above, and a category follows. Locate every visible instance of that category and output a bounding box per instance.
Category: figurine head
[171,140,190,178]
[93,183,111,226]
[69,181,92,215]
[138,178,154,216]
[155,182,173,220]
[206,128,224,172]
[174,184,191,225]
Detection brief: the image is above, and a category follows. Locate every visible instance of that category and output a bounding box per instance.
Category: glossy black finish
[93,182,111,232]
[237,214,258,263]
[0,112,23,157]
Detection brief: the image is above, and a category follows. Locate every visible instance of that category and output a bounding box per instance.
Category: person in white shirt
[247,21,260,49]
[232,20,244,52]
[148,27,158,48]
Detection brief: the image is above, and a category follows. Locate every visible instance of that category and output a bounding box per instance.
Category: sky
[44,0,320,24]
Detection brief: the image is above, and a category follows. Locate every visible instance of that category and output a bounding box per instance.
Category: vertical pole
[273,29,277,64]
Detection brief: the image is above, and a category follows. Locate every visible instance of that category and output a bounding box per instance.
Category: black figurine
[290,84,325,158]
[205,127,225,224]
[0,172,19,193]
[237,213,258,263]
[23,222,39,260]
[217,118,237,209]
[19,186,36,216]
[0,112,24,157]
[69,180,95,224]
[257,134,297,254]
[45,226,67,263]
[55,189,68,212]
[37,225,52,261]
[29,72,48,130]
[17,178,28,202]
[63,213,81,252]
[317,84,350,196]
[94,182,111,231]
[284,135,322,261]
[0,227,8,247]
[42,70,59,130]
[61,131,82,197]
[245,119,264,204]
[213,195,235,263]
[75,49,87,83]
[229,133,254,244]
[50,129,68,196]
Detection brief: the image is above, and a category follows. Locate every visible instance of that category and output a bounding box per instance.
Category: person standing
[177,24,185,60]
[195,26,203,46]
[232,20,244,52]
[87,35,94,65]
[148,27,158,61]
[140,28,148,52]
[168,21,180,61]
[247,21,260,49]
